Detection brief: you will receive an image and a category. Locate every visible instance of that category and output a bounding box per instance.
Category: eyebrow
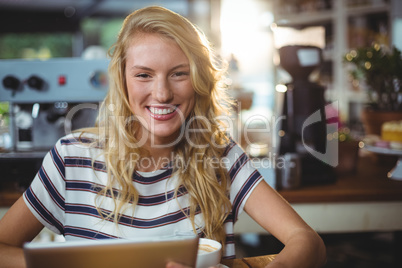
[130,63,190,72]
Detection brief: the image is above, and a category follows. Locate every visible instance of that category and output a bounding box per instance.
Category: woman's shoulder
[55,130,103,154]
[222,137,245,158]
[59,131,99,145]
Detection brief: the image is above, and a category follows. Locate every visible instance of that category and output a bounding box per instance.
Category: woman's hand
[166,261,191,268]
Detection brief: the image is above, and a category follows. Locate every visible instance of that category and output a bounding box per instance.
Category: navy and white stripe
[24,187,64,234]
[64,225,119,239]
[23,133,263,259]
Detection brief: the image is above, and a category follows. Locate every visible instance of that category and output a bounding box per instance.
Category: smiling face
[125,33,195,148]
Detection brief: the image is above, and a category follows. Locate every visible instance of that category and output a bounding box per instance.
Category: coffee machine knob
[27,75,45,90]
[2,75,21,91]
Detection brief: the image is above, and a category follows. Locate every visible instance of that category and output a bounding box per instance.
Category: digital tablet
[23,235,199,268]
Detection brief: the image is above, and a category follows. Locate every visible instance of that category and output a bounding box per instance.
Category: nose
[152,78,173,103]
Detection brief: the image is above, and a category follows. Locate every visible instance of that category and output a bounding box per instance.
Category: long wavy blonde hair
[89,6,233,246]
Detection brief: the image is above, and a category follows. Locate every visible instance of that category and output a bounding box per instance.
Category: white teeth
[149,107,175,115]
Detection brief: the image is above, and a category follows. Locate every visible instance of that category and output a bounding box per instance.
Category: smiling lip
[147,105,179,121]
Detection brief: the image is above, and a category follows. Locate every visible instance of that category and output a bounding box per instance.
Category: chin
[156,132,183,141]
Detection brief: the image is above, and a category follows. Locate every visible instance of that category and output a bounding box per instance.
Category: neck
[133,128,182,172]
[136,141,176,172]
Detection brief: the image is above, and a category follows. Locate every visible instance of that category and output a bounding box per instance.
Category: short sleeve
[223,141,263,222]
[23,139,66,235]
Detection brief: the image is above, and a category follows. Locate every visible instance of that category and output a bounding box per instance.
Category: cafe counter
[236,153,402,234]
[222,254,276,268]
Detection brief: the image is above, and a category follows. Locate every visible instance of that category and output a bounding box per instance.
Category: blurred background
[0,0,401,267]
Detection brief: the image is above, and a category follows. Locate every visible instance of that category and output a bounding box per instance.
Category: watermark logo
[63,101,340,168]
[302,101,339,167]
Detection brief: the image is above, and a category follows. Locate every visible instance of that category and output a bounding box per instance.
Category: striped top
[23,133,263,259]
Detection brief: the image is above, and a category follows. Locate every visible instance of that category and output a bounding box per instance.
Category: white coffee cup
[196,238,222,268]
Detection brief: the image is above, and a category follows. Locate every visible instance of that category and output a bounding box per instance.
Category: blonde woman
[0,6,326,268]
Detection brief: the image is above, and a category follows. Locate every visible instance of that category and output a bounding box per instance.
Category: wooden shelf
[272,0,395,120]
[347,3,390,16]
[274,2,390,27]
[275,10,334,26]
[279,153,402,203]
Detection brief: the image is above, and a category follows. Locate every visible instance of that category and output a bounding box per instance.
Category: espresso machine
[0,58,109,188]
[276,45,336,187]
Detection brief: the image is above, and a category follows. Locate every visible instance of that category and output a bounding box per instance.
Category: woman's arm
[244,180,326,268]
[0,196,44,268]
